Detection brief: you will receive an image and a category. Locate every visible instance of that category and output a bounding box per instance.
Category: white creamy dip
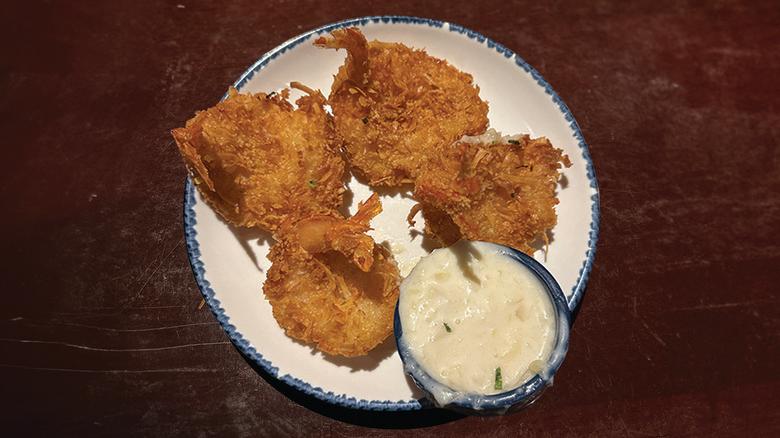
[398,241,556,398]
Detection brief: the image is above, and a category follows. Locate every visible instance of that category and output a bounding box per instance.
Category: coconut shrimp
[172,83,346,232]
[413,133,571,255]
[315,27,489,186]
[264,194,400,357]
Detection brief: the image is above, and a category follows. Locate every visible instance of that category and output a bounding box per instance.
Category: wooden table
[2,1,778,435]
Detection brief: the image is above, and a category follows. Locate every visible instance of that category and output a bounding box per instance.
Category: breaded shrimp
[315,28,489,186]
[172,83,346,232]
[264,194,400,357]
[413,133,571,254]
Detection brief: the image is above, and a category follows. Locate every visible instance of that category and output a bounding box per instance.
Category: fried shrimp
[171,83,346,232]
[315,28,489,186]
[264,194,401,357]
[413,131,572,255]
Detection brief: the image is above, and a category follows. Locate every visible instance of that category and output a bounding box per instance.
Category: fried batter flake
[315,28,489,186]
[171,84,346,232]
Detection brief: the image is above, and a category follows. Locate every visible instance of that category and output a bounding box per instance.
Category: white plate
[183,16,599,411]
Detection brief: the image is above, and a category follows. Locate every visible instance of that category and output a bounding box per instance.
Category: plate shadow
[230,226,274,270]
[233,344,463,428]
[319,336,397,372]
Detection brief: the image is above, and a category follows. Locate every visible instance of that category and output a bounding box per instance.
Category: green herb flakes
[307,180,317,188]
[443,322,452,333]
[494,367,503,390]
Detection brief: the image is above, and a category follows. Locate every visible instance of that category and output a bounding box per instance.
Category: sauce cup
[394,241,571,415]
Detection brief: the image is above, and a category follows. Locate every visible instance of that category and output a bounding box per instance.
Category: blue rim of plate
[182,15,600,412]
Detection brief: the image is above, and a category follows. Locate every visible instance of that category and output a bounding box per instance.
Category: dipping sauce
[398,240,556,399]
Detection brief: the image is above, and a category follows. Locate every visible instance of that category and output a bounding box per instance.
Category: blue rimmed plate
[183,16,599,412]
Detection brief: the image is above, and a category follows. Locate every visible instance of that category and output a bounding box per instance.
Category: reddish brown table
[2,1,778,436]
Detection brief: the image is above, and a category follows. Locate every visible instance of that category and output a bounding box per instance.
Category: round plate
[183,16,599,411]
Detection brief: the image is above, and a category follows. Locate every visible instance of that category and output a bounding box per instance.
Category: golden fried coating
[315,28,489,186]
[264,194,400,357]
[172,84,346,232]
[413,135,571,254]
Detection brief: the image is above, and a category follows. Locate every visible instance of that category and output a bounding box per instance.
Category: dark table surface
[2,0,779,436]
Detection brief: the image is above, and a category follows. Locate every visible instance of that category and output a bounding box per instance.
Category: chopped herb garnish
[361,116,369,124]
[494,367,503,390]
[266,91,277,99]
[307,179,317,188]
[443,322,452,332]
[508,139,520,145]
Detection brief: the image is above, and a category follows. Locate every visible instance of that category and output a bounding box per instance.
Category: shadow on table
[234,346,463,429]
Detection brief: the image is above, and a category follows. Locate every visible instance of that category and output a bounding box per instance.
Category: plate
[183,16,599,411]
